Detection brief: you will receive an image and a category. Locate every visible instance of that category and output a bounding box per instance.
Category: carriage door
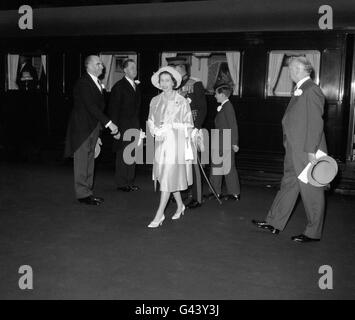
[346,38,355,162]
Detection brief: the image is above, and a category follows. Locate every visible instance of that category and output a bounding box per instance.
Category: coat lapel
[123,77,136,94]
[283,79,314,124]
[84,73,102,95]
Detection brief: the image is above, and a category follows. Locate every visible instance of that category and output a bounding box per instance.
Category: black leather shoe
[117,186,132,192]
[78,196,101,205]
[129,185,140,191]
[223,194,240,201]
[203,193,221,201]
[252,220,268,227]
[186,200,202,209]
[251,219,280,234]
[291,234,320,243]
[92,196,104,203]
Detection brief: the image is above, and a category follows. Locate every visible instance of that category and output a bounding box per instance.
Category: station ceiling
[0,0,354,37]
[0,0,199,10]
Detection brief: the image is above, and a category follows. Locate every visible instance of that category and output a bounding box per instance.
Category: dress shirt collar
[296,76,311,89]
[220,99,229,107]
[125,76,135,89]
[87,72,101,91]
[217,99,229,112]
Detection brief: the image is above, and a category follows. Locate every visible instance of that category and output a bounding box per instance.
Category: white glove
[155,123,172,137]
[113,132,121,140]
[138,130,146,146]
[191,128,198,139]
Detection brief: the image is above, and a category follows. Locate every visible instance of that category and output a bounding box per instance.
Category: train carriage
[1,0,355,192]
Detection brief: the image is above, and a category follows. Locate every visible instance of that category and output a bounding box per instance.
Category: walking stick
[194,141,222,205]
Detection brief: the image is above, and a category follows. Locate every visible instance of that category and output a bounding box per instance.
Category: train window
[98,52,138,92]
[267,50,320,97]
[161,51,241,95]
[6,54,47,92]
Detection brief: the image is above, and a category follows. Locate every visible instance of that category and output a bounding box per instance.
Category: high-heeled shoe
[172,205,185,220]
[147,215,165,228]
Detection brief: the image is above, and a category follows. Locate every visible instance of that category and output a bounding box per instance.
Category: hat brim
[151,66,182,90]
[166,57,188,66]
[307,155,338,187]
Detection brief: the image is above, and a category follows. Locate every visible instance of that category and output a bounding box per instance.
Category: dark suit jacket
[108,77,141,151]
[179,77,207,129]
[64,72,109,157]
[282,78,327,175]
[212,100,239,151]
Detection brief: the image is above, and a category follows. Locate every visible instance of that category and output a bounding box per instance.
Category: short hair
[158,71,178,89]
[216,85,232,98]
[289,56,313,75]
[123,59,135,69]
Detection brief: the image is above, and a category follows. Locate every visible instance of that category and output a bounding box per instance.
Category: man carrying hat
[252,56,327,243]
[166,56,207,209]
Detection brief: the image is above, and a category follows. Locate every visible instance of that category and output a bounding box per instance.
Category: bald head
[288,56,313,83]
[85,55,103,77]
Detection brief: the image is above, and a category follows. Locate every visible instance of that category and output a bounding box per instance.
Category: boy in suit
[207,84,240,201]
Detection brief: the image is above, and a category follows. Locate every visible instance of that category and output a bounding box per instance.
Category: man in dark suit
[167,56,207,209]
[208,84,240,201]
[252,57,327,242]
[65,55,118,205]
[108,59,141,192]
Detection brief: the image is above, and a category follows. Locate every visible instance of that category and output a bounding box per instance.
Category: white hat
[307,155,338,187]
[151,66,182,90]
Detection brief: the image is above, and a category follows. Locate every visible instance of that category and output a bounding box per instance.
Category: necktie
[97,79,102,92]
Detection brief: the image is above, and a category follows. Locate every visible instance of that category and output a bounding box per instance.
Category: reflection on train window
[98,52,138,91]
[161,52,241,95]
[267,50,320,97]
[6,54,47,91]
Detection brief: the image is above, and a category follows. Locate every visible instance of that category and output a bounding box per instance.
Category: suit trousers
[73,125,100,199]
[209,148,240,195]
[115,147,136,187]
[191,159,202,203]
[266,145,325,239]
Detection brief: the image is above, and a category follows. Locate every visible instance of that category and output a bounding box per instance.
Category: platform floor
[0,162,355,299]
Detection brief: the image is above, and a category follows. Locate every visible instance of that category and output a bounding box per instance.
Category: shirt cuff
[105,120,112,128]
